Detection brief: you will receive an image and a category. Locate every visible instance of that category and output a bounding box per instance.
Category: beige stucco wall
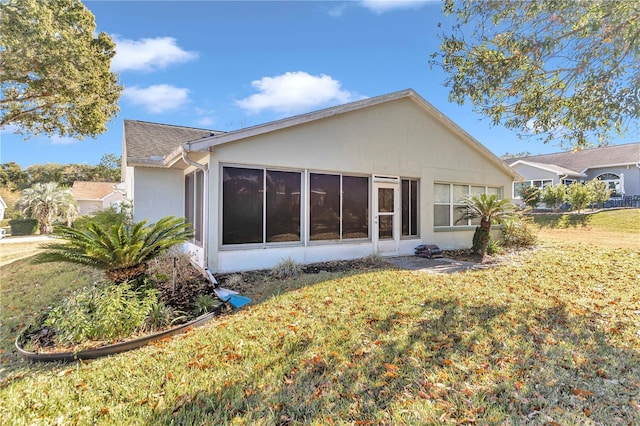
[203,97,514,272]
[77,200,103,216]
[132,167,185,224]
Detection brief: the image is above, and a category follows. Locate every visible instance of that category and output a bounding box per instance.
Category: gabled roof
[508,142,640,174]
[71,181,121,201]
[145,89,517,178]
[124,120,222,166]
[509,160,587,178]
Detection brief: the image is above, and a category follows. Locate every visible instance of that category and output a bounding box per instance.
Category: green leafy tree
[24,163,65,187]
[541,183,567,212]
[586,179,611,207]
[500,151,532,160]
[432,0,640,147]
[18,182,77,233]
[0,0,122,139]
[0,186,21,219]
[518,184,541,209]
[0,162,29,189]
[566,182,591,212]
[35,216,193,283]
[96,153,121,182]
[456,194,517,258]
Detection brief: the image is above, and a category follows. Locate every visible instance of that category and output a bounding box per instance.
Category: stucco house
[71,181,126,216]
[123,89,518,273]
[508,143,640,203]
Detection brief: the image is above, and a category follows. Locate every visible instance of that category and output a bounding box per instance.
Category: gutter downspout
[181,145,209,269]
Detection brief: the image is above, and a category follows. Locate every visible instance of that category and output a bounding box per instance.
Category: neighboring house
[123,89,519,273]
[71,181,126,216]
[0,195,6,221]
[508,143,640,202]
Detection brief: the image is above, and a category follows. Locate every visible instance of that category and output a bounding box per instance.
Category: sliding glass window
[223,166,301,245]
[266,170,301,243]
[309,173,369,241]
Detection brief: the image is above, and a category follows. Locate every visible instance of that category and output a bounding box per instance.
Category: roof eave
[581,162,639,173]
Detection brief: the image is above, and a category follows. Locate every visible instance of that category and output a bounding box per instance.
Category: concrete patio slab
[385,255,484,274]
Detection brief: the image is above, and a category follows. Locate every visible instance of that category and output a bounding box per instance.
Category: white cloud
[51,135,77,145]
[236,71,362,115]
[1,124,77,144]
[360,0,436,14]
[111,36,198,72]
[122,84,190,113]
[328,3,348,17]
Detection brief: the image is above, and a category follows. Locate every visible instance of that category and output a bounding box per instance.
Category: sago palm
[34,216,193,283]
[457,194,517,257]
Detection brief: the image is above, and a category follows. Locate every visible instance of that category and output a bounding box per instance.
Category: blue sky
[2,0,637,168]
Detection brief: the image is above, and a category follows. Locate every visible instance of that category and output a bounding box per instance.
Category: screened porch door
[373,181,400,254]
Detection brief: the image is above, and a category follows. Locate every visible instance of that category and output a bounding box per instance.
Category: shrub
[363,253,385,266]
[225,274,244,287]
[272,257,302,279]
[586,180,610,207]
[486,238,504,255]
[192,294,219,316]
[8,218,38,236]
[501,216,537,248]
[72,206,131,232]
[518,185,541,209]
[34,216,193,283]
[43,281,158,344]
[142,301,184,332]
[567,182,591,212]
[541,184,567,212]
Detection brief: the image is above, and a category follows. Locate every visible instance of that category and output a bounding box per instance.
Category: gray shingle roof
[508,142,640,173]
[124,120,222,162]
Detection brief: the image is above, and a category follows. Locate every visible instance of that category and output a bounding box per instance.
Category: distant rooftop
[71,181,120,200]
[508,142,640,173]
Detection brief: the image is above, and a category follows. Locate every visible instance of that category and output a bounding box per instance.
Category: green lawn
[532,209,640,249]
[1,211,639,424]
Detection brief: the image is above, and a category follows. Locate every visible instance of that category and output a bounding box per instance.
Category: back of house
[123,89,518,272]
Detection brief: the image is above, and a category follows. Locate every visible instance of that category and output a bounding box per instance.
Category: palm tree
[18,182,77,234]
[457,194,517,258]
[34,216,193,283]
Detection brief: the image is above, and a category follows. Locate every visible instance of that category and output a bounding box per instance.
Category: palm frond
[33,217,192,283]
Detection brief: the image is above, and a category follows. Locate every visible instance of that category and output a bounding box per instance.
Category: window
[266,170,301,242]
[310,173,369,241]
[434,183,502,228]
[223,167,301,245]
[596,173,620,197]
[401,179,419,237]
[514,180,552,198]
[221,166,369,246]
[342,176,369,239]
[185,169,205,245]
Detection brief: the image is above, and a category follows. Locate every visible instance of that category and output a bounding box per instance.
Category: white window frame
[220,164,304,248]
[185,169,205,247]
[401,178,420,238]
[513,179,553,199]
[434,182,503,228]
